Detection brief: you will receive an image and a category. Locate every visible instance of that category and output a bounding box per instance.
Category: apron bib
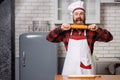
[62,30,94,75]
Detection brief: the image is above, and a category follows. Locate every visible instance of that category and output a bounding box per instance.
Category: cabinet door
[54,0,100,24]
[85,0,100,24]
[55,0,73,21]
[96,62,110,74]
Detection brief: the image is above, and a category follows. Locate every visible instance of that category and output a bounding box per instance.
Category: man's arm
[88,24,113,42]
[46,27,64,43]
[95,28,113,42]
[46,23,71,42]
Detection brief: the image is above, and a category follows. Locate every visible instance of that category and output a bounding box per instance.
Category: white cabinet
[54,0,100,24]
[55,0,73,21]
[85,0,100,24]
[101,0,120,3]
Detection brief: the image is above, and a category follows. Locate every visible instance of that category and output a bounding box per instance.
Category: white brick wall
[94,3,120,57]
[15,0,55,57]
[15,1,120,58]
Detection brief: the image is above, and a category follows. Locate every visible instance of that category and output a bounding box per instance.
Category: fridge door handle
[22,51,26,67]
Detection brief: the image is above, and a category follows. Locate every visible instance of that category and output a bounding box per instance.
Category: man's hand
[61,23,71,31]
[88,24,99,31]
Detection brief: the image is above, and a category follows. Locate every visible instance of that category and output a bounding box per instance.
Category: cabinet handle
[22,51,26,67]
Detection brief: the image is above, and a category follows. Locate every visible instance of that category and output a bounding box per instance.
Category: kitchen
[0,0,120,80]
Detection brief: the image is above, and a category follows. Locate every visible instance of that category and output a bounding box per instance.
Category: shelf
[95,57,120,62]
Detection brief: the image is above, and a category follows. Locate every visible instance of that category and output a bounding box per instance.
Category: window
[54,0,100,24]
[55,0,81,22]
[85,0,100,24]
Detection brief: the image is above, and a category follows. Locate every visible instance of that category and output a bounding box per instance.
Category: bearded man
[46,1,113,75]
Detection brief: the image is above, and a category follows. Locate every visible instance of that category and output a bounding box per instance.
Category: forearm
[95,28,113,42]
[46,27,63,42]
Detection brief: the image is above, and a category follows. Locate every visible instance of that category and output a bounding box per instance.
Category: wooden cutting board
[68,75,101,80]
[55,75,120,80]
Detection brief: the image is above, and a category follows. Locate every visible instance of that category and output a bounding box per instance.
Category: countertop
[55,75,120,80]
[94,57,120,62]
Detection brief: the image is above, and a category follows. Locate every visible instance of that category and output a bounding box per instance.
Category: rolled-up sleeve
[95,28,113,42]
[46,27,64,43]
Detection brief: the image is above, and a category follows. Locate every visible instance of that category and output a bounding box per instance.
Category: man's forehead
[73,10,85,14]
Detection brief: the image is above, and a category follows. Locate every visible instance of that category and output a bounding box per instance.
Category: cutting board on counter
[68,75,101,80]
[55,75,120,80]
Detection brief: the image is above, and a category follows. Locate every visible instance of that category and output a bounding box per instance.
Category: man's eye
[75,13,78,15]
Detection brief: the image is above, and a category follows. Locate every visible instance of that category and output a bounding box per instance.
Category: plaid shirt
[46,27,113,54]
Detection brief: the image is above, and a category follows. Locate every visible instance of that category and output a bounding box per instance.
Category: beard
[73,18,85,25]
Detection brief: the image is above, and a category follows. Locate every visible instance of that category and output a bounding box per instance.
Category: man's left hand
[88,24,98,31]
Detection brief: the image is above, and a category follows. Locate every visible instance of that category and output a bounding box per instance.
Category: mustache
[76,18,83,21]
[73,18,85,24]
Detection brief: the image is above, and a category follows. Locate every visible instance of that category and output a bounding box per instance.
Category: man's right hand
[61,23,71,31]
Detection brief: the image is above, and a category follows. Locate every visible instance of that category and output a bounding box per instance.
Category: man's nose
[77,14,81,18]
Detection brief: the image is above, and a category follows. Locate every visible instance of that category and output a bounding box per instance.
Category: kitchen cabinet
[94,57,120,75]
[101,0,120,3]
[95,62,111,74]
[55,0,73,21]
[85,0,100,24]
[53,0,100,25]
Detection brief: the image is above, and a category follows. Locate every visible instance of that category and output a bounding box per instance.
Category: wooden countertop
[55,75,120,80]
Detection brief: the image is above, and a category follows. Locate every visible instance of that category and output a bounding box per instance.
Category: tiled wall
[15,0,55,57]
[94,3,120,57]
[15,0,120,57]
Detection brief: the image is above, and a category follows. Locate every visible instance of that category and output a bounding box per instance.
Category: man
[46,1,113,75]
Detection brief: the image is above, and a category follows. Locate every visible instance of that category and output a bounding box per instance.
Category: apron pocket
[80,62,91,69]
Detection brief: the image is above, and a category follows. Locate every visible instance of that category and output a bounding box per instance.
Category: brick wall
[15,0,55,57]
[94,3,120,57]
[15,1,120,58]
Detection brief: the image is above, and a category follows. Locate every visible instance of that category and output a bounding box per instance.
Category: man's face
[73,10,85,24]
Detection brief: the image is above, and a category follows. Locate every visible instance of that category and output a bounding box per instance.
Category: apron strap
[70,29,73,35]
[70,29,86,36]
[84,30,86,36]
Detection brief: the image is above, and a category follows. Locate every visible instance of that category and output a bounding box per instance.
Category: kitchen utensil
[70,24,88,29]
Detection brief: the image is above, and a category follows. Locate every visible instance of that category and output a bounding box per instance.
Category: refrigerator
[19,32,57,80]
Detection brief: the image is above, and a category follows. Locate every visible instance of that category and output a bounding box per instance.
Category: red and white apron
[62,30,94,75]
